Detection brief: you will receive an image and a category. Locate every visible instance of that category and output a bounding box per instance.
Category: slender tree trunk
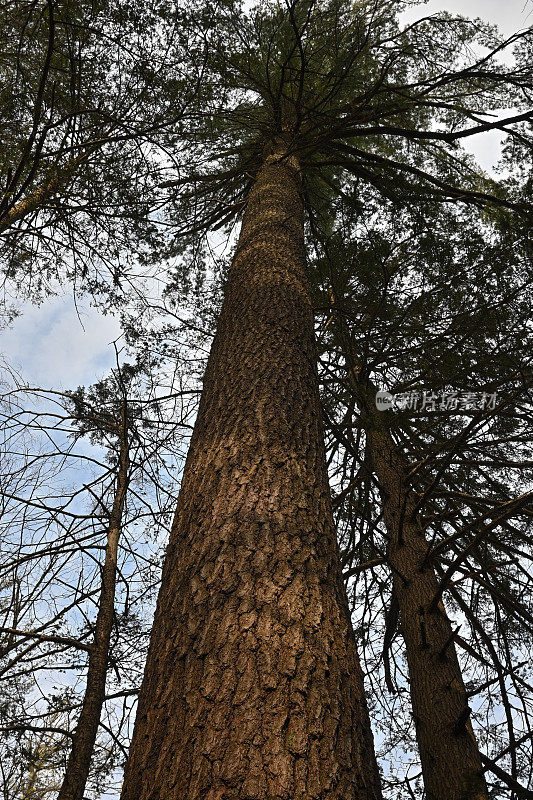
[0,175,57,233]
[57,415,129,800]
[328,302,487,799]
[120,142,382,800]
[0,152,90,234]
[363,390,488,800]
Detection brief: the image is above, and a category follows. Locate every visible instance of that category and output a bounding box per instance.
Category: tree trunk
[57,413,129,800]
[366,401,488,800]
[0,152,91,234]
[328,302,488,800]
[120,142,382,800]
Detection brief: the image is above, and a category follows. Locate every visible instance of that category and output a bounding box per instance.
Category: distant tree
[313,194,532,799]
[0,0,205,306]
[0,358,191,800]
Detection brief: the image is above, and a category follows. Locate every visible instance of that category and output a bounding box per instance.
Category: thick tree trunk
[57,416,129,800]
[366,404,488,800]
[120,143,382,800]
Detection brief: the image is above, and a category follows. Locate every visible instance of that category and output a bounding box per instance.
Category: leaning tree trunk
[120,142,382,800]
[365,400,488,800]
[57,411,129,800]
[0,151,92,234]
[329,306,488,800]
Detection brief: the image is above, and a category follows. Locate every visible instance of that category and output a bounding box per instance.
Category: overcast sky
[2,0,531,392]
[401,0,531,35]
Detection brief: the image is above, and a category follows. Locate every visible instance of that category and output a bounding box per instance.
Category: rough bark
[120,142,382,800]
[57,413,129,800]
[365,399,488,800]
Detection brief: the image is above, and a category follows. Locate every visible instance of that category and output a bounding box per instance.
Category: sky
[401,0,531,35]
[1,0,531,392]
[2,294,121,388]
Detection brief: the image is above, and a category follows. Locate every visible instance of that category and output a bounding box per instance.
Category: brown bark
[0,152,90,234]
[57,412,129,800]
[120,142,382,800]
[327,298,487,799]
[365,397,488,800]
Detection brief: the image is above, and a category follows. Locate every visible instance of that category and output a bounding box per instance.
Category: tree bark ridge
[120,144,382,800]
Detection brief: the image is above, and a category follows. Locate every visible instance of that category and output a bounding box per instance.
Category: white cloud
[1,294,122,389]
